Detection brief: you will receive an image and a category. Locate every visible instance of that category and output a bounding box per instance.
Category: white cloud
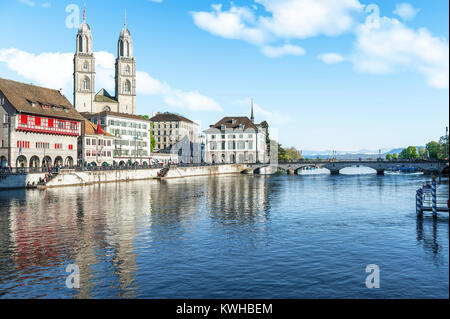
[261,44,306,58]
[41,2,51,8]
[191,4,266,45]
[233,98,291,125]
[191,0,363,56]
[0,48,222,112]
[18,0,35,6]
[393,3,419,21]
[317,53,346,64]
[351,16,449,89]
[255,0,363,39]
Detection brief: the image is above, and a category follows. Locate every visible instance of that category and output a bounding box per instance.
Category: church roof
[0,77,84,121]
[94,89,117,103]
[149,112,196,124]
[78,21,91,35]
[120,26,131,38]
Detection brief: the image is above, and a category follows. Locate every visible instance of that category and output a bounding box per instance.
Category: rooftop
[80,111,151,122]
[149,112,196,124]
[82,119,114,137]
[0,77,84,121]
[207,116,259,132]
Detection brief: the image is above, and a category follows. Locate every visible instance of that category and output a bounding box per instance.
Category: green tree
[399,146,418,160]
[438,135,449,159]
[278,144,289,162]
[392,153,398,160]
[417,147,426,159]
[285,147,302,161]
[385,153,392,161]
[426,141,440,159]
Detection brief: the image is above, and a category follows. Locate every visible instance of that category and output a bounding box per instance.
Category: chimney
[59,88,64,96]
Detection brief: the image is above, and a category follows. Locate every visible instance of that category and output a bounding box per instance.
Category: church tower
[73,12,95,113]
[115,16,136,115]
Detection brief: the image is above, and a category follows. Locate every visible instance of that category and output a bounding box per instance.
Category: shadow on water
[416,215,449,265]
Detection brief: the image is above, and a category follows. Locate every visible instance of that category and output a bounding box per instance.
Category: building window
[83,62,88,70]
[82,77,90,91]
[55,143,62,150]
[124,80,131,93]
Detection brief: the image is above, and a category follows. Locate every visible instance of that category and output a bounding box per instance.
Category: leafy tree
[399,146,418,160]
[278,144,289,162]
[438,135,449,159]
[417,147,426,159]
[385,153,392,161]
[426,141,440,159]
[150,122,156,152]
[285,147,302,161]
[392,153,398,160]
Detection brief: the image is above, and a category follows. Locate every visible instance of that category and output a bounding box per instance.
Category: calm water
[0,169,448,299]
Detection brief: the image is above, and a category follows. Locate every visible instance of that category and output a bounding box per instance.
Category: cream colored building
[150,112,199,152]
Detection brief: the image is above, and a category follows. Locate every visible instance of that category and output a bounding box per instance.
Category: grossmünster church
[73,14,136,115]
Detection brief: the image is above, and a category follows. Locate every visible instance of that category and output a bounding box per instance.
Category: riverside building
[0,78,84,169]
[203,106,268,164]
[78,119,115,166]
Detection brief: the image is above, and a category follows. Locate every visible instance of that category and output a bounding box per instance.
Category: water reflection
[0,175,448,298]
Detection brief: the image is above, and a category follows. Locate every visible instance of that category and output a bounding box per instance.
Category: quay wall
[0,164,248,189]
[0,173,46,189]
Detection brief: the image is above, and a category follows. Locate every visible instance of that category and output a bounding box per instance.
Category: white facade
[204,128,267,164]
[203,116,268,164]
[83,113,151,164]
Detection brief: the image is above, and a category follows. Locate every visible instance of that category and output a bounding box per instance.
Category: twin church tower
[74,12,136,115]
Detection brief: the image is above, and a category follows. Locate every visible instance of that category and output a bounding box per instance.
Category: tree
[438,135,449,159]
[285,147,302,161]
[393,153,398,160]
[278,144,289,162]
[385,153,392,161]
[399,146,418,160]
[426,141,440,159]
[418,147,426,159]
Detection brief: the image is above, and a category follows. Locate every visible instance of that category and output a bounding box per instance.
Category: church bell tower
[73,10,95,113]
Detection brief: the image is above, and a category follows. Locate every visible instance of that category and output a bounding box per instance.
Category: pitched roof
[149,112,196,124]
[208,116,259,131]
[80,111,151,122]
[0,77,84,121]
[82,119,114,137]
[94,89,117,103]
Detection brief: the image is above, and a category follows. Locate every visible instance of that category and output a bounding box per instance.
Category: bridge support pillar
[330,170,340,175]
[376,169,385,176]
[287,169,295,175]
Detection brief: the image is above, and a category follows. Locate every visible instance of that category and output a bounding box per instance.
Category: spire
[124,8,127,26]
[250,98,254,123]
[83,4,86,21]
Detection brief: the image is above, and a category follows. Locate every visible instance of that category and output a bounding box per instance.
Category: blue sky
[0,0,448,151]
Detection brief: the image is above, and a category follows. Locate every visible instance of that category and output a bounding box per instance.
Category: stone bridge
[245,160,449,175]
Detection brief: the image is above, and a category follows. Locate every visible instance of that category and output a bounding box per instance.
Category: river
[0,169,448,298]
